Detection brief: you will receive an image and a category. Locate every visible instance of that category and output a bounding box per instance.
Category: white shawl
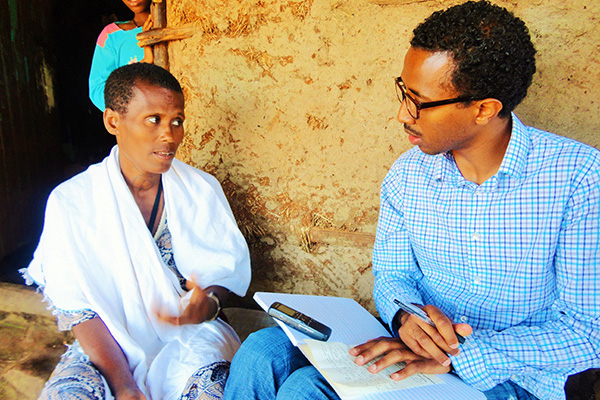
[24,146,251,399]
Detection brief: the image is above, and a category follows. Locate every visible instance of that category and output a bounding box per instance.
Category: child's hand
[139,14,154,64]
[141,46,154,64]
[142,13,153,32]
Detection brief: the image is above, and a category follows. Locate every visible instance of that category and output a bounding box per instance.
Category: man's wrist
[391,309,407,337]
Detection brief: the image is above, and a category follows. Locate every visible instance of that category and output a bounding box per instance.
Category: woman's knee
[40,353,106,400]
[180,361,230,400]
[39,374,105,400]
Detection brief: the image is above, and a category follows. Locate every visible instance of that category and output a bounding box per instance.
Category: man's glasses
[394,76,477,120]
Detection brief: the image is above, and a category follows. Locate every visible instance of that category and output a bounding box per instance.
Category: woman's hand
[155,281,219,325]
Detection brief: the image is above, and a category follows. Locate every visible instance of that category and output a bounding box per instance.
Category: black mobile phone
[267,302,332,341]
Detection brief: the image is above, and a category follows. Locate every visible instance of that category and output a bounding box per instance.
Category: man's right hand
[398,304,472,367]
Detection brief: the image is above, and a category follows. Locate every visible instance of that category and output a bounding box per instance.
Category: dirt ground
[0,283,72,399]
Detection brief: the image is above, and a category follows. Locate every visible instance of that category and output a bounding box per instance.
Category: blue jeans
[223,327,340,400]
[483,381,539,400]
[224,327,538,400]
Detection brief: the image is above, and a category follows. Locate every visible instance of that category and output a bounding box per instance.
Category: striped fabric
[373,114,600,400]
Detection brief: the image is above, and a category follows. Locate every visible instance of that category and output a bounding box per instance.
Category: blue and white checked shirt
[373,114,600,400]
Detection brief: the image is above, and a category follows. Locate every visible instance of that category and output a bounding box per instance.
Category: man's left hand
[349,337,451,380]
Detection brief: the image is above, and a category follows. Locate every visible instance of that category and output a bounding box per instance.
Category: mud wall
[166,0,599,311]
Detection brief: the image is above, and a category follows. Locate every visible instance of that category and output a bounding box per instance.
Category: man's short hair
[104,63,183,115]
[411,0,536,118]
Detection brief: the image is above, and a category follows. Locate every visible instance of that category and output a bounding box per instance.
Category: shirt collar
[434,152,452,182]
[496,113,529,179]
[435,112,530,184]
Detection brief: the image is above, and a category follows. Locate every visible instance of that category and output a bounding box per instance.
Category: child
[89,0,153,111]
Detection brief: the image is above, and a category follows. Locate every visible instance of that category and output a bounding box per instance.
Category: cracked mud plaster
[169,0,600,313]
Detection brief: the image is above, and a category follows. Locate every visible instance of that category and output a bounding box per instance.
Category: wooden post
[152,0,168,69]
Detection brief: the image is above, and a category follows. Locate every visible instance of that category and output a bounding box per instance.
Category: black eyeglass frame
[394,76,478,120]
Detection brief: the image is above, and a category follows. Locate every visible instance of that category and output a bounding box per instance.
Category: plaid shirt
[373,114,600,400]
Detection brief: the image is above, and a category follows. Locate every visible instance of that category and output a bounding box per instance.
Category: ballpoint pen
[394,298,465,344]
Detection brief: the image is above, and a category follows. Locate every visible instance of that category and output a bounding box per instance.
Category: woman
[24,63,251,400]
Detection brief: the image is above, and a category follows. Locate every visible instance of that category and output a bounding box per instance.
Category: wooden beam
[136,25,196,47]
[309,227,375,247]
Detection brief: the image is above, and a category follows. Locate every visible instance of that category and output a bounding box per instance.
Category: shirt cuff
[378,292,423,326]
[450,335,497,391]
[390,309,406,337]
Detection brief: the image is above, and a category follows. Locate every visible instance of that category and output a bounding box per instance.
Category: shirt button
[460,316,467,322]
[473,276,481,284]
[472,232,481,241]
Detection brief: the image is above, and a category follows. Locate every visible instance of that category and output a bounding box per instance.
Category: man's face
[107,81,185,180]
[397,47,479,155]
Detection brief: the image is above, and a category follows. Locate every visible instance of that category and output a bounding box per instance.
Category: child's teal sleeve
[88,24,120,111]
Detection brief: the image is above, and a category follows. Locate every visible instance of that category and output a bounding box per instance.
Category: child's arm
[140,14,154,64]
[89,24,120,111]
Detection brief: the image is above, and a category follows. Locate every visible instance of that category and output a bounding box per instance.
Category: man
[24,63,251,399]
[223,1,599,400]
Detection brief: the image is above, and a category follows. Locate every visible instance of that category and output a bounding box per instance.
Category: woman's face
[106,81,185,181]
[122,0,151,14]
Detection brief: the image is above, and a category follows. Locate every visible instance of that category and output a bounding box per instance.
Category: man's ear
[104,108,120,136]
[474,98,503,126]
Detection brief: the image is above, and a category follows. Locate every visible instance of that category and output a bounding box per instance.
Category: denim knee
[278,365,340,400]
[236,327,300,370]
[483,381,539,400]
[224,327,311,400]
